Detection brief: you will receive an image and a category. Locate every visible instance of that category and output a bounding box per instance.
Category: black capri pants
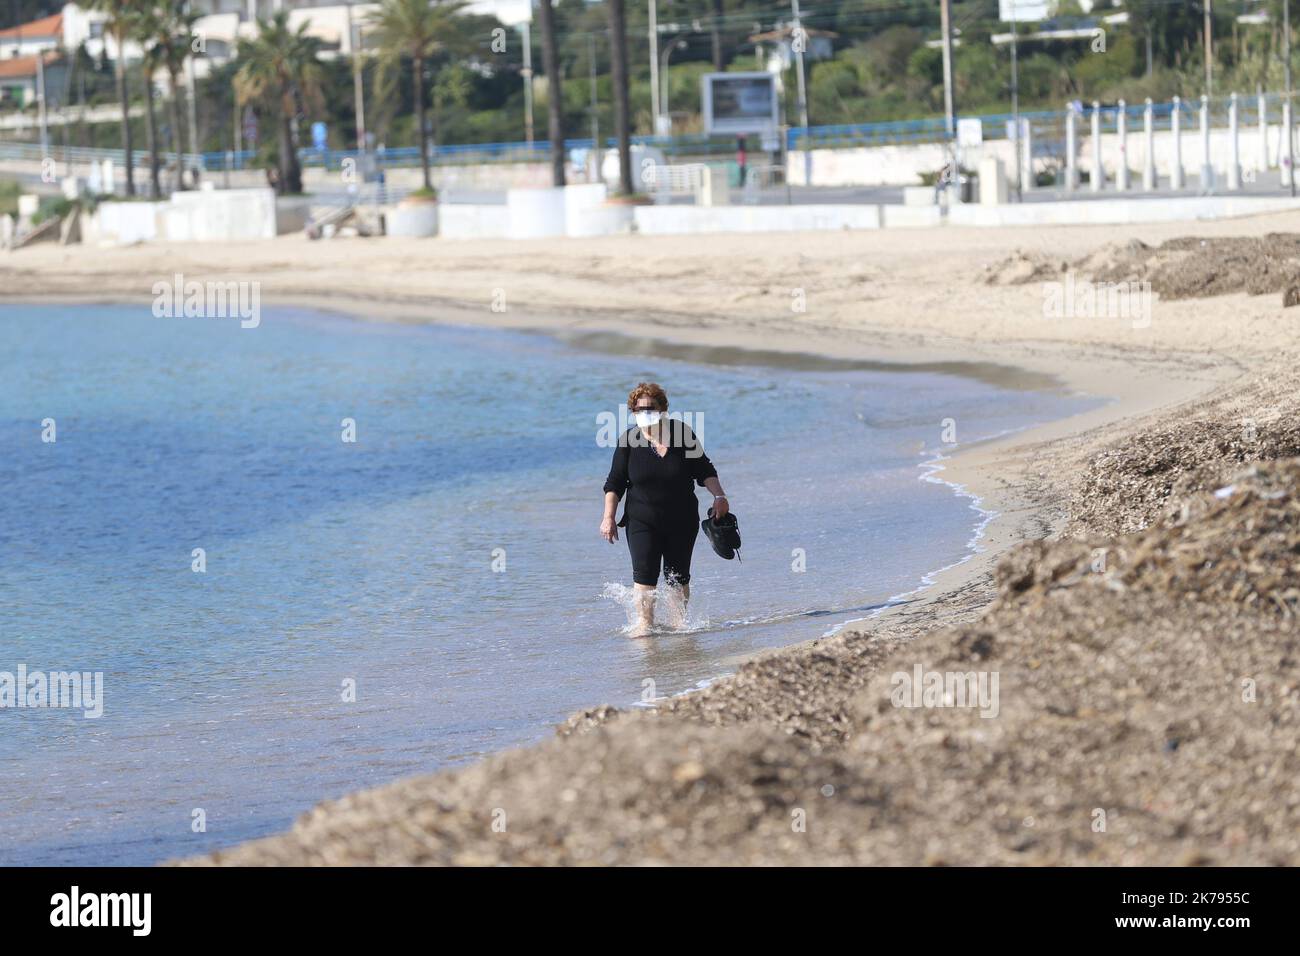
[625,517,700,587]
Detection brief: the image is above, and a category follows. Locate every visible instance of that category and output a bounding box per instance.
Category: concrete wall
[634,204,882,235]
[948,194,1300,227]
[506,187,568,239]
[79,184,1300,244]
[439,203,510,240]
[87,188,288,244]
[786,122,1293,188]
[85,200,164,244]
[161,189,280,241]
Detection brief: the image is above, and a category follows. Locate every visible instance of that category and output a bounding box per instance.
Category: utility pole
[791,0,810,185]
[1204,0,1213,97]
[939,0,957,194]
[520,21,534,145]
[940,0,955,140]
[1010,1,1021,202]
[648,0,660,132]
[36,52,50,160]
[588,32,599,179]
[347,2,365,154]
[186,56,200,181]
[185,1,200,182]
[1287,0,1295,197]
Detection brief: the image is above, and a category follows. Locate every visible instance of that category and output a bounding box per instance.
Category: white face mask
[634,410,662,429]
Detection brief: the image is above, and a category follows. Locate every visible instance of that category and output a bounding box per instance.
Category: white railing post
[1021,120,1034,192]
[1199,95,1213,191]
[1091,101,1103,192]
[1171,96,1185,189]
[1228,93,1241,190]
[1284,100,1295,187]
[1143,98,1156,190]
[1065,105,1078,191]
[1258,91,1270,172]
[1116,99,1129,191]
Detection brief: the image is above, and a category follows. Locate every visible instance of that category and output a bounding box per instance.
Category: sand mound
[982,248,1065,286]
[1084,233,1300,303]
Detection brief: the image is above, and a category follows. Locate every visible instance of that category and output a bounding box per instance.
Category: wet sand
[4,212,1299,864]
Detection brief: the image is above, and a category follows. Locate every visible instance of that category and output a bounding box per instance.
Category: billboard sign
[999,0,1053,22]
[702,72,779,136]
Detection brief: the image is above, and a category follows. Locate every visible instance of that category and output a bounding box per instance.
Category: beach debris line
[985,234,1300,307]
[1003,458,1300,618]
[1068,393,1300,536]
[1084,233,1300,305]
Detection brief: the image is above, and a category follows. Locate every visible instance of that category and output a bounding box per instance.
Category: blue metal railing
[196,93,1295,170]
[201,132,739,171]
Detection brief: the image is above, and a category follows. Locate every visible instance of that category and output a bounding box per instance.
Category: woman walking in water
[601,383,729,635]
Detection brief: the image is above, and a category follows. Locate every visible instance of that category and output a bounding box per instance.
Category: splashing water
[600,580,705,636]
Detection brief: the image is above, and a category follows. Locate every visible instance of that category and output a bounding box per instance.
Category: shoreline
[4,288,1237,658]
[5,214,1297,864]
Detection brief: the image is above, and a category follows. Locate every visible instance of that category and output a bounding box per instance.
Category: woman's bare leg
[632,583,656,634]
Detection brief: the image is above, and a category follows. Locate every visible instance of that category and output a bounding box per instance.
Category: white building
[0,0,520,96]
[0,11,64,60]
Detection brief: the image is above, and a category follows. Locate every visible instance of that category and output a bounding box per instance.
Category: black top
[603,420,718,528]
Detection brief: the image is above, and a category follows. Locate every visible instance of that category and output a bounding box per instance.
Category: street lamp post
[1204,0,1213,98]
[648,0,660,131]
[1010,1,1021,202]
[588,32,599,166]
[347,2,366,155]
[659,36,686,126]
[1287,0,1295,196]
[940,0,956,187]
[520,21,534,145]
[791,0,811,184]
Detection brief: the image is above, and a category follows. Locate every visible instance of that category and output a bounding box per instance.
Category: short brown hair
[627,382,668,412]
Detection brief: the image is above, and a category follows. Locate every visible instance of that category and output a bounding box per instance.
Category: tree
[537,0,565,186]
[139,7,165,197]
[148,0,199,189]
[710,0,725,71]
[607,0,632,194]
[87,0,141,196]
[234,12,325,195]
[366,0,469,192]
[1126,0,1205,72]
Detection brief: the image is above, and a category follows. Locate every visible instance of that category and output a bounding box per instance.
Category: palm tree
[234,12,325,195]
[140,9,166,198]
[537,0,565,186]
[148,0,198,189]
[606,0,632,194]
[709,0,725,71]
[88,0,140,196]
[366,0,468,192]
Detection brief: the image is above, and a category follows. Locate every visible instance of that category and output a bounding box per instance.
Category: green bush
[0,179,20,218]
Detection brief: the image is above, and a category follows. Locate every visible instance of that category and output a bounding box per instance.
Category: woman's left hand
[712,495,729,518]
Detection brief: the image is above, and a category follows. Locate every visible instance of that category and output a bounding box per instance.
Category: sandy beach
[5,212,1299,865]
